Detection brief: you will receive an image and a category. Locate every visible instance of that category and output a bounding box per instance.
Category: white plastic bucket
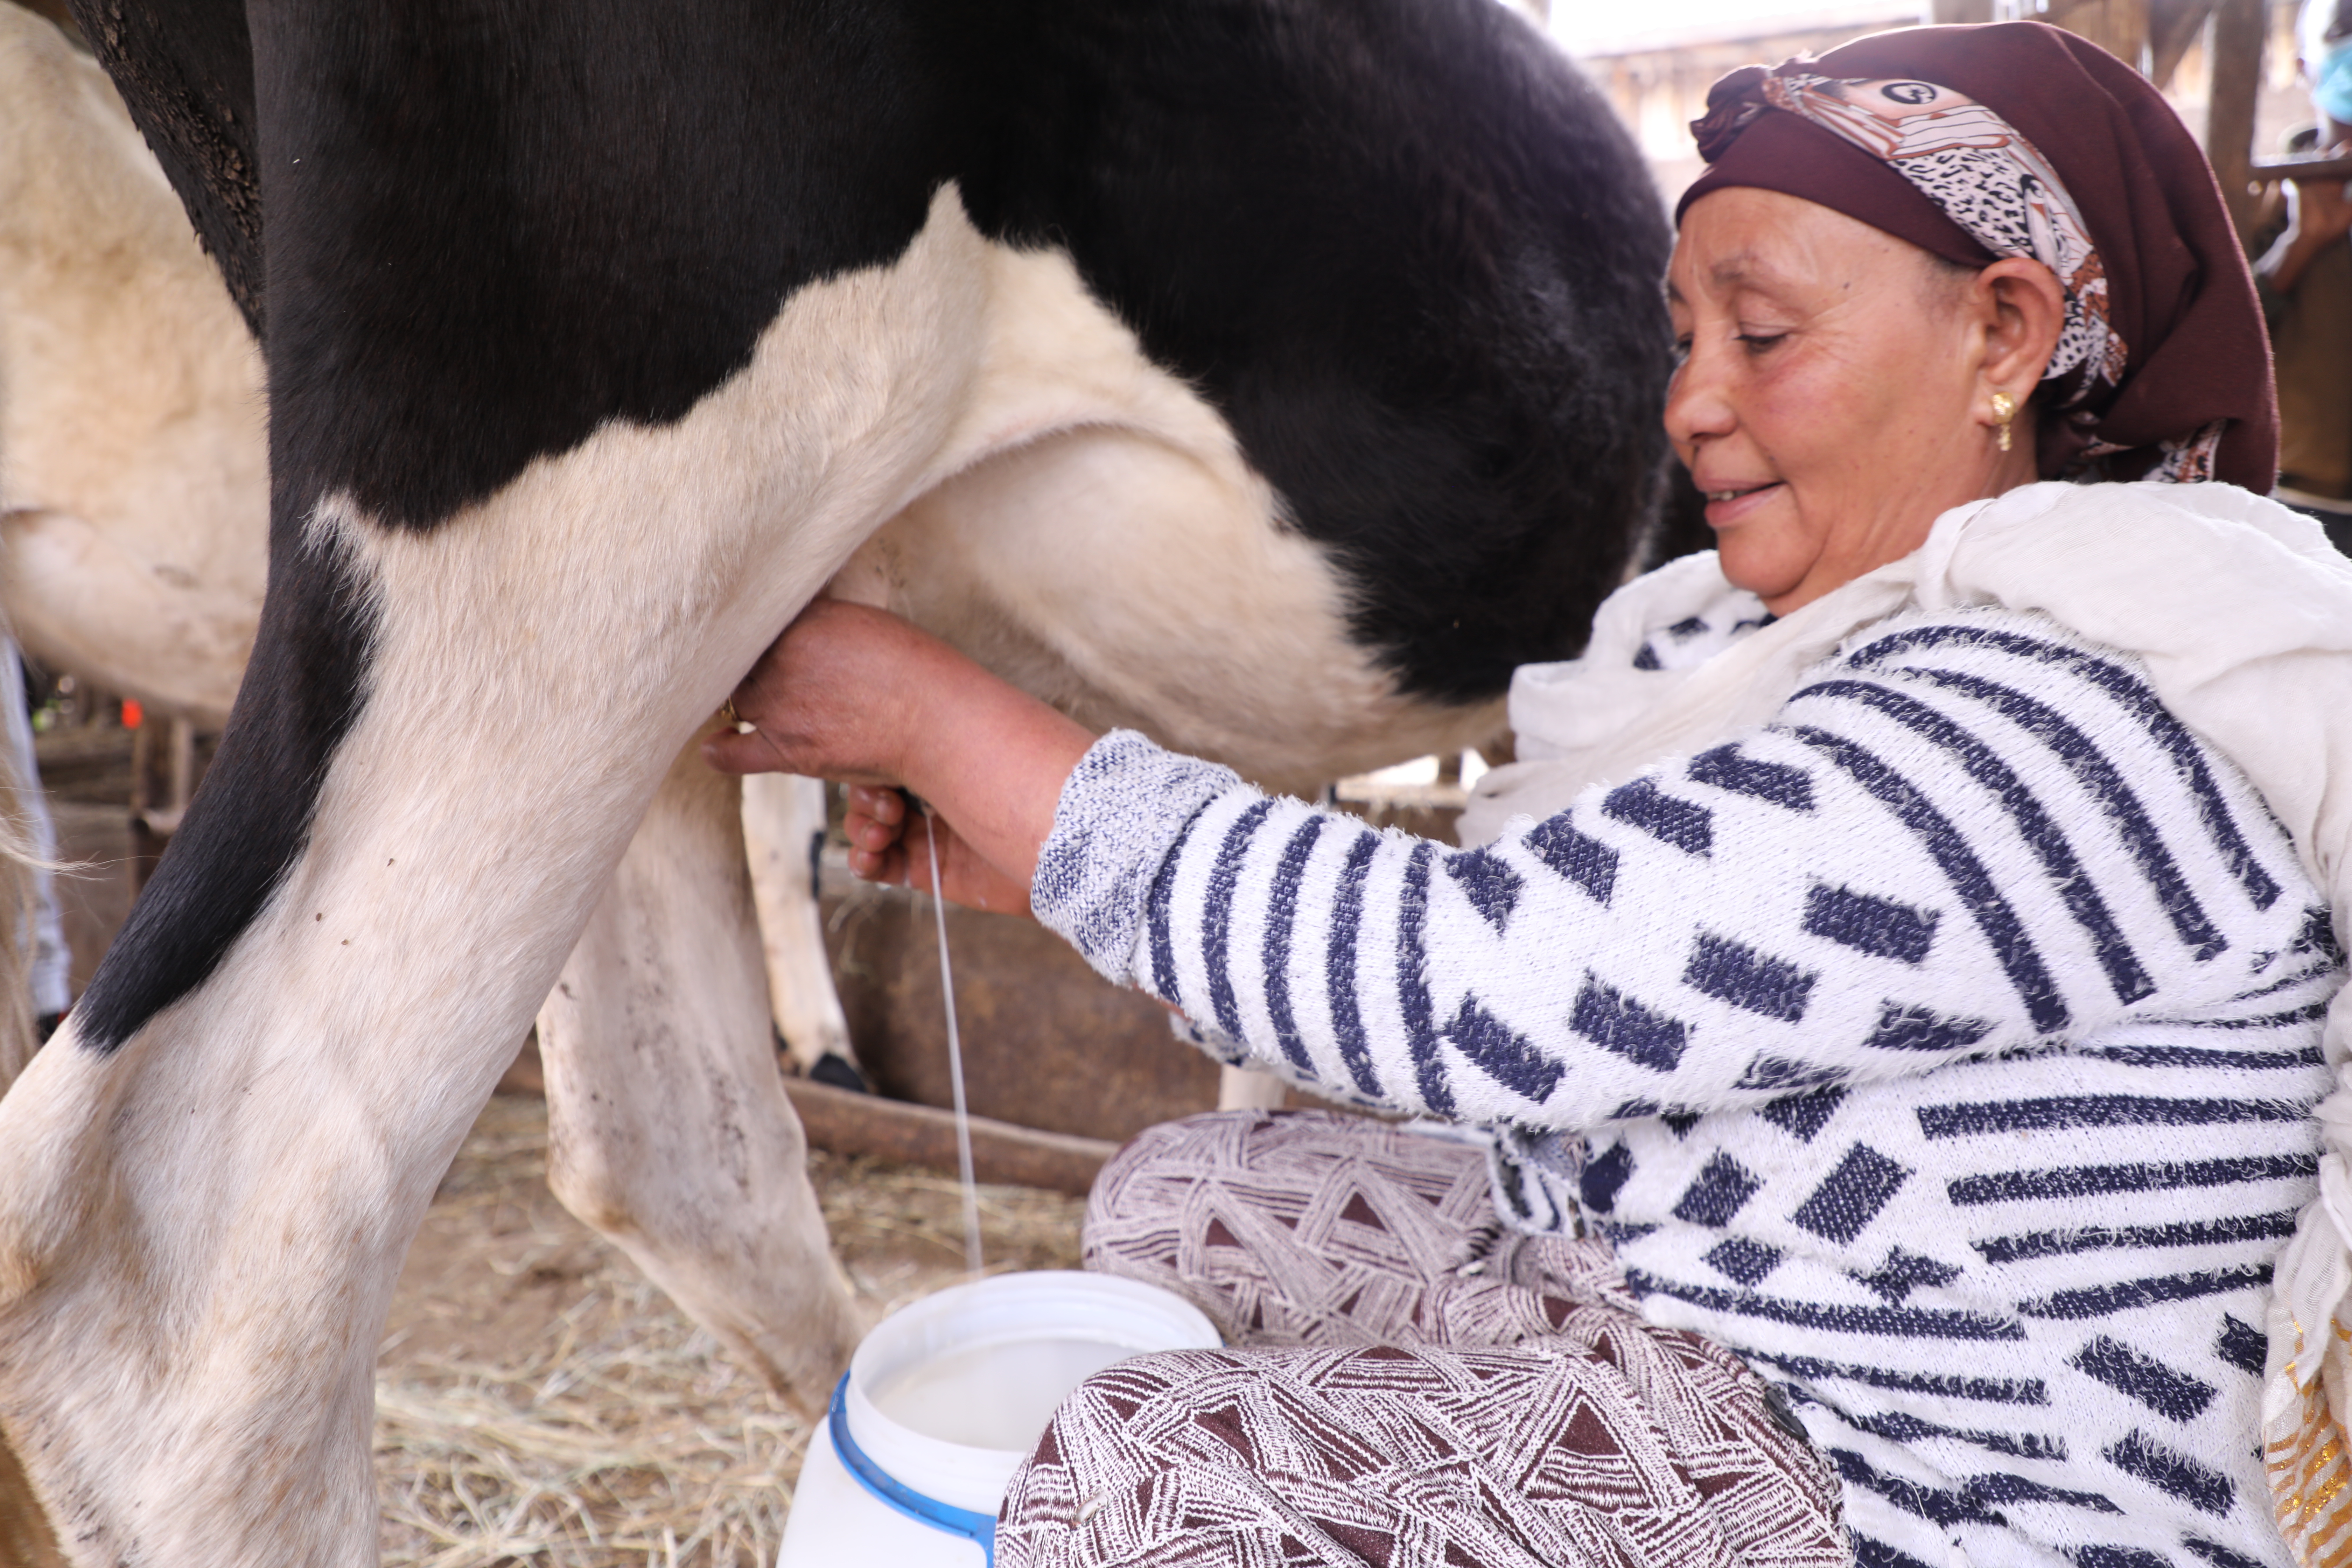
[777,1270,1220,1568]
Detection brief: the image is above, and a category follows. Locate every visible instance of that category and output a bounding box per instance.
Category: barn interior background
[7,0,2332,1560]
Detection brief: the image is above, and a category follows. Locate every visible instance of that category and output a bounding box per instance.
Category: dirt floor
[376,1093,1085,1568]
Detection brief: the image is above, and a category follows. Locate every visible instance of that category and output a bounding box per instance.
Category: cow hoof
[808,1052,868,1094]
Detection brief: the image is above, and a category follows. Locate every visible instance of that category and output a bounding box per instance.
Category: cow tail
[0,724,39,1092]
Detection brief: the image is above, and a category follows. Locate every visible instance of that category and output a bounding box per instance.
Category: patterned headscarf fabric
[1677,23,2277,492]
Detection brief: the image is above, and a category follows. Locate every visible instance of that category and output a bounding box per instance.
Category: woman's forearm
[890,664,1096,891]
[1039,609,2314,1131]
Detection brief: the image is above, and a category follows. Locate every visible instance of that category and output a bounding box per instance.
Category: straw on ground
[376,1094,1085,1567]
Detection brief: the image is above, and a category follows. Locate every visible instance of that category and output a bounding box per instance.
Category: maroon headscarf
[1677,23,2277,491]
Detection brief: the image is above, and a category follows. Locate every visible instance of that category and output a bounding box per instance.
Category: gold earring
[1990,390,2017,453]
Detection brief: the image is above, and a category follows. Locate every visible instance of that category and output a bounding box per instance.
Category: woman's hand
[701,599,954,787]
[701,598,1097,915]
[2260,152,2352,293]
[841,783,1036,916]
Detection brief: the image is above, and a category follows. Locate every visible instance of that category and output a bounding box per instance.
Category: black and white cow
[0,0,1670,1556]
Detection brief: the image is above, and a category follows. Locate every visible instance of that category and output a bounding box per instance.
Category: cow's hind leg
[540,741,864,1407]
[742,771,861,1085]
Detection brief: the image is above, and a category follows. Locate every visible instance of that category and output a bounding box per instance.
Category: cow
[0,0,1673,1558]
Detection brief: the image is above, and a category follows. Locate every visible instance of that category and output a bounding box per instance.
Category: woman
[711,23,2352,1568]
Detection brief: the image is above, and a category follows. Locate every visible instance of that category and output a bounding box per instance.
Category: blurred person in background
[2260,0,2352,544]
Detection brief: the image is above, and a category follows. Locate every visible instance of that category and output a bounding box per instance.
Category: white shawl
[1458,479,2352,1564]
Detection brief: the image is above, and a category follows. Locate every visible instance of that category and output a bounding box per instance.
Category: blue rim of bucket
[828,1372,999,1566]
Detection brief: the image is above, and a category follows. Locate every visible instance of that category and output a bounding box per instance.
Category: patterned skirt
[995,1110,1850,1568]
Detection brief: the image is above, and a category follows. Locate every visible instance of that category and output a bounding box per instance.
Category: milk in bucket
[777,1270,1220,1567]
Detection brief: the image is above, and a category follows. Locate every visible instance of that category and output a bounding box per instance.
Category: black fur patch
[70,521,377,1052]
[964,0,1673,700]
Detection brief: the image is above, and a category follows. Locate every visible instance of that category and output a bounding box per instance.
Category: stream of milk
[922,802,986,1279]
[723,727,986,1274]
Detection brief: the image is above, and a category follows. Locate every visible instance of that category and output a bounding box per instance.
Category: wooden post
[2039,0,2152,74]
[127,716,201,896]
[2207,0,2267,241]
[1931,0,1996,23]
[166,718,196,826]
[2149,0,2217,90]
[127,717,160,895]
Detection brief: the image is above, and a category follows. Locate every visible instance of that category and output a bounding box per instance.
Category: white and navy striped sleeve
[1029,605,2331,1132]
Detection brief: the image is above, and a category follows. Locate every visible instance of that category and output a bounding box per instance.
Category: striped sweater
[1030,603,2342,1568]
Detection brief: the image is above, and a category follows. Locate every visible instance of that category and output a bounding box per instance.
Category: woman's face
[1665,187,2038,615]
